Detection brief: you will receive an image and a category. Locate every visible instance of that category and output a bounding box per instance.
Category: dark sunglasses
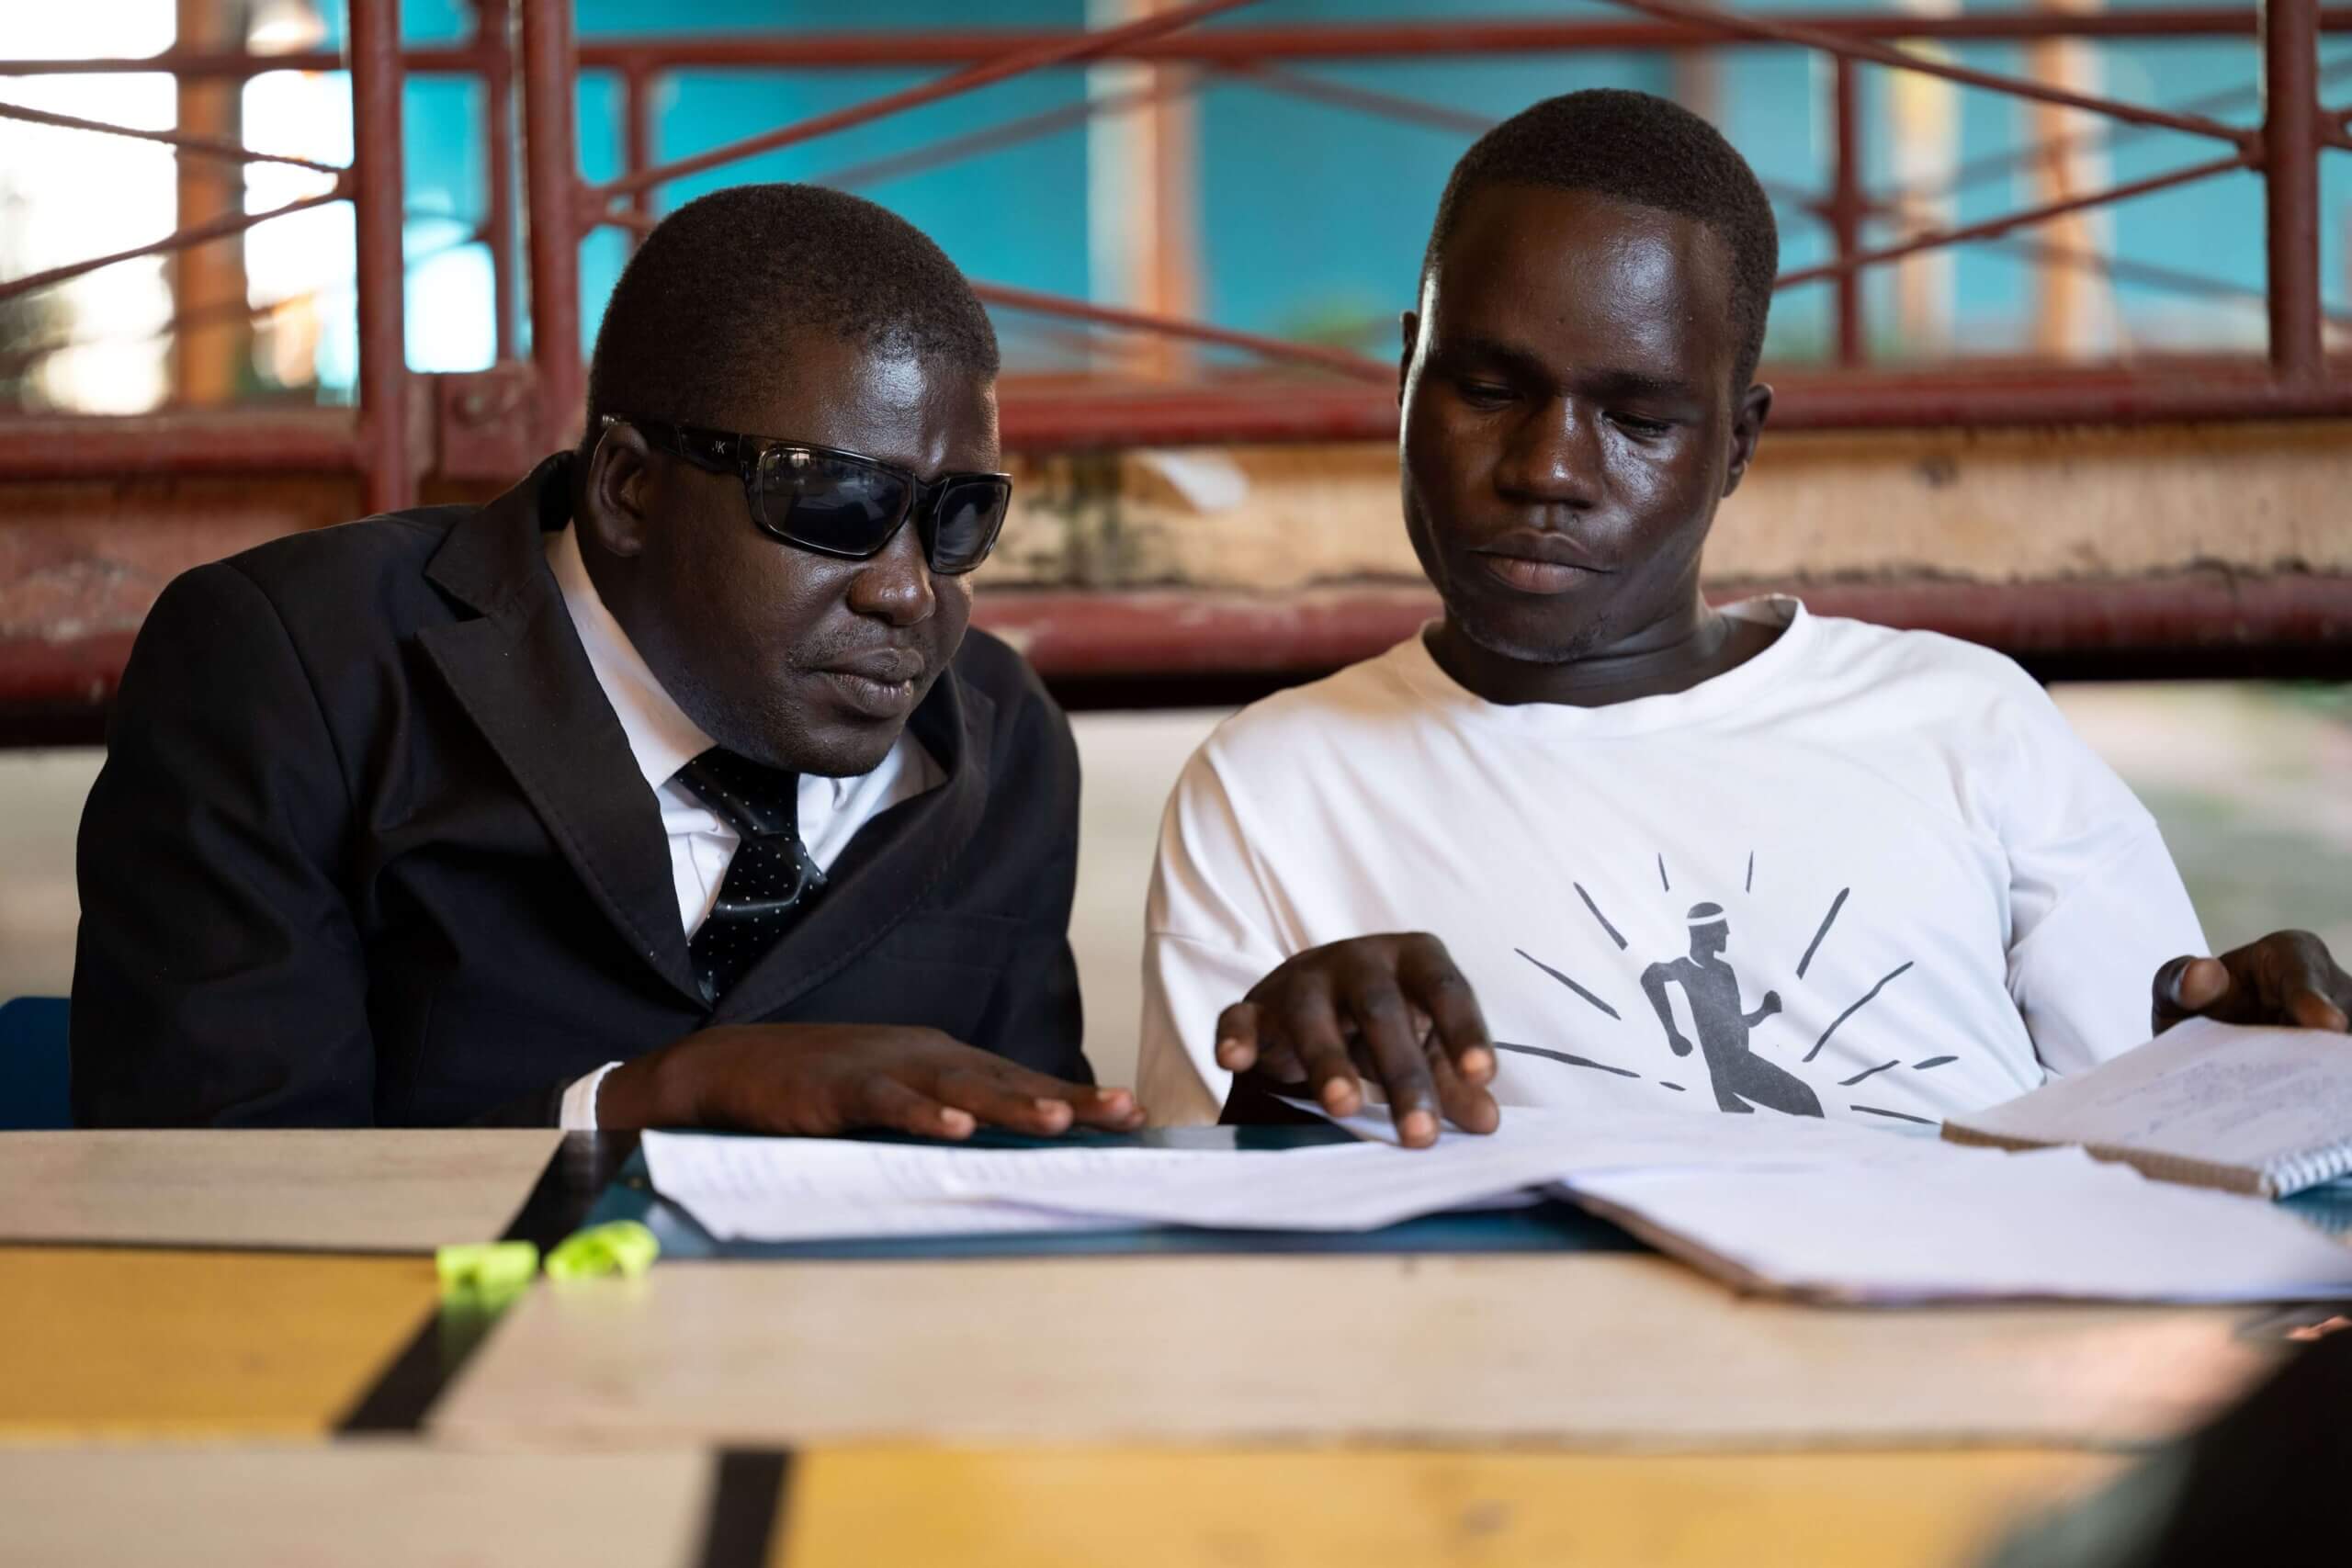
[614,415,1012,576]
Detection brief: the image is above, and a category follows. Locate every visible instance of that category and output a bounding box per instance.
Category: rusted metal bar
[0,412,358,478]
[477,0,519,361]
[621,64,655,247]
[1211,58,1489,134]
[521,0,583,450]
[5,10,2347,79]
[1775,153,2255,289]
[997,383,1399,448]
[1986,235,2352,328]
[993,363,2352,449]
[816,75,1182,192]
[0,226,510,380]
[0,367,2343,481]
[1792,575,2352,660]
[1769,365,2352,425]
[1602,0,2256,147]
[0,97,346,175]
[1828,58,1867,366]
[350,0,413,515]
[570,8,2352,60]
[588,206,1389,380]
[584,0,1267,209]
[7,570,2347,730]
[978,589,1437,681]
[0,46,477,79]
[1212,60,1832,218]
[1883,57,2352,211]
[0,636,140,717]
[0,186,345,304]
[971,282,1393,381]
[972,575,2352,685]
[591,55,1805,238]
[2264,0,2327,381]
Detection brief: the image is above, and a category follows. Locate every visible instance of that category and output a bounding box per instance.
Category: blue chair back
[0,997,72,1130]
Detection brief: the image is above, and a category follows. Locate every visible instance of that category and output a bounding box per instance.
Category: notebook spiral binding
[2266,1140,2352,1201]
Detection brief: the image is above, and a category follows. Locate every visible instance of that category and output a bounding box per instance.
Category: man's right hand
[1216,932,1498,1148]
[595,1023,1145,1138]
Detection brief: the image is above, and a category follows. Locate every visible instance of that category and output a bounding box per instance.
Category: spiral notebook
[1943,1018,2352,1199]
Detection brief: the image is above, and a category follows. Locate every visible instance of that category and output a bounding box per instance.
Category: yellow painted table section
[0,1247,437,1439]
[0,1439,2127,1568]
[778,1448,2125,1568]
[0,1129,559,1440]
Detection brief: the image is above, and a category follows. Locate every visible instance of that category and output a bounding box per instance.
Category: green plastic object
[435,1239,540,1298]
[546,1218,661,1280]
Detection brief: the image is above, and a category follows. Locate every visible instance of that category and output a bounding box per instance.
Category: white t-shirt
[1139,598,2207,1130]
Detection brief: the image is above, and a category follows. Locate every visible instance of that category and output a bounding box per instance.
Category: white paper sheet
[648,1102,1984,1246]
[641,1134,1205,1242]
[1305,1095,1956,1173]
[644,1130,1576,1239]
[1564,1146,2352,1303]
[1001,1131,1594,1231]
[1945,1017,2352,1193]
[649,1106,2352,1303]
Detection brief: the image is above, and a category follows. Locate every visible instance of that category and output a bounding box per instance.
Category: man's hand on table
[2153,930,2352,1035]
[594,1023,1147,1137]
[1216,932,1500,1149]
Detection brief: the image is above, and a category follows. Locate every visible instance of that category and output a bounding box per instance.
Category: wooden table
[0,1441,2125,1568]
[0,1130,563,1441]
[0,1129,2319,1566]
[0,1129,561,1252]
[429,1253,2278,1450]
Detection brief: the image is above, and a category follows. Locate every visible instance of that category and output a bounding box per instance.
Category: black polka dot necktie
[674,748,826,1004]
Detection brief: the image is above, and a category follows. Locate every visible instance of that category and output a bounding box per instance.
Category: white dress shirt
[545,524,942,1128]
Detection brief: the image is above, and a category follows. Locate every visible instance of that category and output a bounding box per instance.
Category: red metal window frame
[0,0,2346,727]
[0,0,2346,510]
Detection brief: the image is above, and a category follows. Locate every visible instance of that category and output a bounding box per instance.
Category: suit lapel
[709,671,995,1026]
[417,457,706,1009]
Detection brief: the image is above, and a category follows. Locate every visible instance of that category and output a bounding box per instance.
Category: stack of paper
[639,1128,1588,1242]
[639,1135,1181,1244]
[1561,1151,2352,1303]
[1943,1017,2352,1197]
[641,1097,2352,1304]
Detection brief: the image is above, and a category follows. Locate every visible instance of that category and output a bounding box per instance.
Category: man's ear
[1721,381,1773,500]
[1397,309,1419,409]
[579,419,656,559]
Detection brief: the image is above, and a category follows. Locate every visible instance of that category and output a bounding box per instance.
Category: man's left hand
[2153,931,2352,1034]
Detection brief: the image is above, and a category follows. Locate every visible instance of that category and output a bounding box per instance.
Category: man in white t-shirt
[1138,89,2350,1145]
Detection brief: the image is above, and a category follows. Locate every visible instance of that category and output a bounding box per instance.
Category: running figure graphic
[1639,902,1823,1117]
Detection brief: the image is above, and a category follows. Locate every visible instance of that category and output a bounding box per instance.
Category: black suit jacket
[71,456,1088,1126]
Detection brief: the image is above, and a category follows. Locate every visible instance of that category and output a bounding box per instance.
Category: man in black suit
[73,184,1144,1137]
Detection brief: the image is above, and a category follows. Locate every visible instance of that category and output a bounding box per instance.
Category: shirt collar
[548,525,896,808]
[546,522,718,795]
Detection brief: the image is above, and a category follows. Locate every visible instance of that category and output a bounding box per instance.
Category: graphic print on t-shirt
[1503,853,1950,1124]
[1638,902,1820,1116]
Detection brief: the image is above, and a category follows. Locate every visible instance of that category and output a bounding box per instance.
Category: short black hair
[583,183,1000,438]
[1421,89,1779,389]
